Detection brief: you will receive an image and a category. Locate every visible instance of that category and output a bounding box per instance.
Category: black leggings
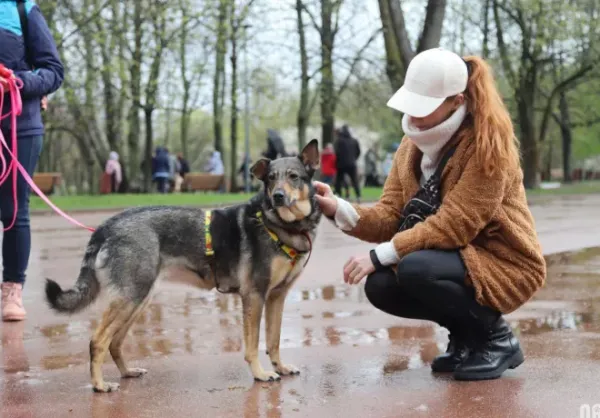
[335,165,361,198]
[364,250,500,332]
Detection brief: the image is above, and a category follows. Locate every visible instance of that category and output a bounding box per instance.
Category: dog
[45,139,322,393]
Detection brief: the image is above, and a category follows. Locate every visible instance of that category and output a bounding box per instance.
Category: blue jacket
[0,0,64,137]
[152,147,170,178]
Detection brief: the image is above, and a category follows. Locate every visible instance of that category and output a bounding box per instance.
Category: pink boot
[2,282,27,322]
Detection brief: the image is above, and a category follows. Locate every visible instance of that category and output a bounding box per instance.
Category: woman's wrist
[369,249,384,270]
[374,241,400,266]
[332,197,359,231]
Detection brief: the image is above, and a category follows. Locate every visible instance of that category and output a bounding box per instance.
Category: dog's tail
[45,245,102,314]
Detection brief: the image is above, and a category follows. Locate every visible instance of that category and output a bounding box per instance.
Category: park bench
[183,173,225,192]
[32,172,62,195]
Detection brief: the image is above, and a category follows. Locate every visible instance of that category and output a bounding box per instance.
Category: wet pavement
[3,194,600,417]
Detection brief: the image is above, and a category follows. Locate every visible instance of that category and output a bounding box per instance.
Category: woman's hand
[313,181,338,217]
[343,253,375,285]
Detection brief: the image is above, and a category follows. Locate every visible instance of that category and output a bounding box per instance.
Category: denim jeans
[0,135,43,284]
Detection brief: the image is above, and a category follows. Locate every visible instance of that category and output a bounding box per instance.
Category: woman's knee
[395,251,436,285]
[364,269,396,309]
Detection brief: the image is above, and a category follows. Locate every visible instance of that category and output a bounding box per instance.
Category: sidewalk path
[1,194,600,417]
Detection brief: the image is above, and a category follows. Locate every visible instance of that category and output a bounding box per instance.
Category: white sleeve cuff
[332,196,360,231]
[374,241,400,266]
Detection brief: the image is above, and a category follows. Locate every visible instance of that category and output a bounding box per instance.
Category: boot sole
[453,349,524,381]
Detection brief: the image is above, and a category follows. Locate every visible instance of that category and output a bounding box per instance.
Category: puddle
[515,310,600,336]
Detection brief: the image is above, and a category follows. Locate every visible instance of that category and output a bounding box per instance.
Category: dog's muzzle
[272,189,286,207]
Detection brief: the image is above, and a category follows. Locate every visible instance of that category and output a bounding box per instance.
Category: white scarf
[402,103,467,184]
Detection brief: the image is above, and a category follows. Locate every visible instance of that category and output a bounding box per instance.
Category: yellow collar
[205,210,214,256]
[256,211,306,266]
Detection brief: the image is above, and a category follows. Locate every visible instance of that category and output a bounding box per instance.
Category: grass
[525,180,600,196]
[29,191,255,211]
[29,181,600,212]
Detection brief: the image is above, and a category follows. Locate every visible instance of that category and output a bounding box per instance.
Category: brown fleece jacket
[345,130,546,314]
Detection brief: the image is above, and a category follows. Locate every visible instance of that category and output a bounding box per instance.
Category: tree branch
[416,0,447,53]
[538,64,594,142]
[299,0,322,34]
[492,0,516,86]
[335,28,382,102]
[387,0,414,66]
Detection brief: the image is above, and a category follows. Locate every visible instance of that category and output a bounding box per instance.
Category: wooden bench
[183,173,225,192]
[32,172,62,195]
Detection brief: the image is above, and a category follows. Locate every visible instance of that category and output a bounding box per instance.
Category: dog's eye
[268,172,276,181]
[289,173,299,181]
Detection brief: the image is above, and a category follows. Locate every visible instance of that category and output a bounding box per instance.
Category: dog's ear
[250,158,270,181]
[299,139,319,172]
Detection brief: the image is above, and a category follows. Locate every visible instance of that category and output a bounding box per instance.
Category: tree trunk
[482,0,490,58]
[179,6,191,159]
[517,74,539,189]
[320,0,335,146]
[296,0,309,149]
[380,0,447,91]
[229,9,239,193]
[416,0,447,53]
[143,107,154,193]
[128,0,143,189]
[558,92,573,183]
[213,0,228,154]
[377,0,403,91]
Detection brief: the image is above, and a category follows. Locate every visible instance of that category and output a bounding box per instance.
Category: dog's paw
[275,363,300,376]
[122,368,148,378]
[92,382,120,393]
[253,370,281,382]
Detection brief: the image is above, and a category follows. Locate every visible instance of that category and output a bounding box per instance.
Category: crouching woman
[314,48,546,381]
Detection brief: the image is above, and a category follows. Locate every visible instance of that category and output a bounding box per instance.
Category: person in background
[320,143,337,185]
[104,151,122,193]
[364,144,381,187]
[204,149,225,193]
[334,124,361,203]
[166,148,180,193]
[238,153,253,192]
[0,0,64,321]
[176,152,190,192]
[177,153,190,178]
[152,146,171,193]
[263,129,287,160]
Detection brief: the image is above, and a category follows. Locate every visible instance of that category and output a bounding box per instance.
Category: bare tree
[302,0,380,145]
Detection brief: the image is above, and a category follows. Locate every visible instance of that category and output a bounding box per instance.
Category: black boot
[431,330,471,373]
[453,316,524,381]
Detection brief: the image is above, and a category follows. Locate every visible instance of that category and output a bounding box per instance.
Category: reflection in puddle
[322,311,363,319]
[515,310,600,335]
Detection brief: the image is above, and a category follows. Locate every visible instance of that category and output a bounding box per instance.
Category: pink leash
[0,75,95,232]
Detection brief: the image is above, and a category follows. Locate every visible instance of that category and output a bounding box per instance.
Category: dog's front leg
[242,291,281,382]
[265,289,300,376]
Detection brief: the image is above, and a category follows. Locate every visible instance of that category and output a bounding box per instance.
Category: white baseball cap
[386,48,469,117]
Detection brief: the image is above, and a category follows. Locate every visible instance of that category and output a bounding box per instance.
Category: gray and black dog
[45,139,322,393]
